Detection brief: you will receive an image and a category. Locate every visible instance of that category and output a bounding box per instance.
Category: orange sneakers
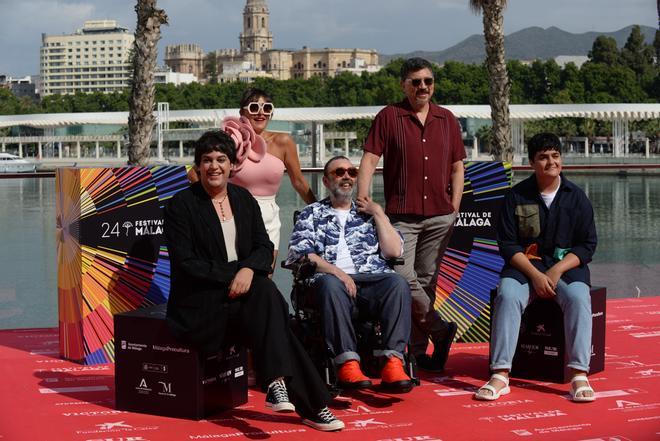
[337,360,372,389]
[380,357,413,393]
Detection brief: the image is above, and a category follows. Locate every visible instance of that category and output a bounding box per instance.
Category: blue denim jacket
[286,198,403,281]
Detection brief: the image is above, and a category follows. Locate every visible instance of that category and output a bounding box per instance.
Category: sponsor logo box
[490,286,606,383]
[114,304,247,419]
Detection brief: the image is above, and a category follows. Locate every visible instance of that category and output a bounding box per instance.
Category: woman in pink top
[227,88,316,271]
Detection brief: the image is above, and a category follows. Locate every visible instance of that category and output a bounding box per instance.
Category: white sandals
[474,373,511,401]
[569,374,595,402]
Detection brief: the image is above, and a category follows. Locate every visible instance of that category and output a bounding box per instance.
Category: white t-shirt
[540,176,561,208]
[332,208,357,274]
[220,217,238,262]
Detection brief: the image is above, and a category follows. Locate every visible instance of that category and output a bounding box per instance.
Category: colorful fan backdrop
[56,166,191,364]
[435,161,512,343]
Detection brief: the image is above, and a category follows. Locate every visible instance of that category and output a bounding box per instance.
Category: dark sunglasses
[330,167,358,178]
[243,101,274,115]
[406,77,434,87]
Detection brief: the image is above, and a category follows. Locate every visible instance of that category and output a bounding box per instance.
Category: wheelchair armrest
[281,256,318,280]
[385,257,404,267]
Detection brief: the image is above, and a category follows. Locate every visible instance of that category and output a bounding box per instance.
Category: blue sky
[0,0,655,76]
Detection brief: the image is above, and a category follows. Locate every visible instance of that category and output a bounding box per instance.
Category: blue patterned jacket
[286,198,403,281]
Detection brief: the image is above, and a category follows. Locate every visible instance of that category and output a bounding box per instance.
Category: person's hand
[356,196,384,217]
[335,269,357,298]
[531,271,556,298]
[228,268,254,298]
[545,266,562,289]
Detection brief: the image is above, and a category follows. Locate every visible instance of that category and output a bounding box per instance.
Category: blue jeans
[490,277,592,373]
[312,272,411,365]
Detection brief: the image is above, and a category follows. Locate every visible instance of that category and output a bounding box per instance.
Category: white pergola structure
[1,103,658,162]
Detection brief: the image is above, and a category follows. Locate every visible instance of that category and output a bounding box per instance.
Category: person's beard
[330,178,354,204]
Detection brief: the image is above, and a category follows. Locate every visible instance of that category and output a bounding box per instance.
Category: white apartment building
[154,67,197,86]
[40,20,134,96]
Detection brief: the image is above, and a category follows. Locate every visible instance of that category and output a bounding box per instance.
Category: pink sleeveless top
[229,152,286,197]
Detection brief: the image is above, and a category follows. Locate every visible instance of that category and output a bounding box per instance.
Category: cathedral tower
[239,0,273,56]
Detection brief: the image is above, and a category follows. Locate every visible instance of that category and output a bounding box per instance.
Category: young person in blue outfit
[475,133,598,402]
[287,156,413,392]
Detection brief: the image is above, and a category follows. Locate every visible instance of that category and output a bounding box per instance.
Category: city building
[39,20,134,96]
[164,0,380,83]
[163,44,204,79]
[154,67,198,86]
[0,75,39,100]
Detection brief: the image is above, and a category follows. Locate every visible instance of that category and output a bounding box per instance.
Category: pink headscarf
[221,116,267,172]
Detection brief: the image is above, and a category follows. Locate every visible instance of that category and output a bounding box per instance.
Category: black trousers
[226,276,331,418]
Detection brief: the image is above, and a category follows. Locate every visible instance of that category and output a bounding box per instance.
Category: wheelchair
[282,256,420,395]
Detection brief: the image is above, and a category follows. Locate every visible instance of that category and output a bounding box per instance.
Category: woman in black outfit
[164,130,343,431]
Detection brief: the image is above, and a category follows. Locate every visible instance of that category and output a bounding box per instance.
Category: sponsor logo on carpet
[376,436,442,441]
[340,405,393,417]
[630,368,660,379]
[344,418,413,432]
[578,436,632,440]
[84,437,149,441]
[608,399,660,412]
[39,386,110,394]
[63,410,126,417]
[479,409,567,423]
[510,423,590,436]
[591,388,646,398]
[630,330,660,339]
[39,365,110,373]
[75,421,159,435]
[433,387,474,397]
[463,399,534,409]
[188,428,306,438]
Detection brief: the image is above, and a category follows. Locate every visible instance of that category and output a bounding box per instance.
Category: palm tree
[127,0,168,166]
[469,0,512,162]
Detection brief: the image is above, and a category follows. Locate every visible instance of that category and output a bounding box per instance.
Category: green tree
[588,36,620,65]
[127,0,168,166]
[469,0,512,162]
[620,25,655,81]
[204,52,218,84]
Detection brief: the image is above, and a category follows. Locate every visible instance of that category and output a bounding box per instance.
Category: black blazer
[164,182,273,353]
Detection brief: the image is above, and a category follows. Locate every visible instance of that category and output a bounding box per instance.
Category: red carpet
[1,297,659,441]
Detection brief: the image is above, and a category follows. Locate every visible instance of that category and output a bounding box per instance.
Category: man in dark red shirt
[358,57,466,372]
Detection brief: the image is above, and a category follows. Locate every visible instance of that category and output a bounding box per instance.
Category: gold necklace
[213,193,229,221]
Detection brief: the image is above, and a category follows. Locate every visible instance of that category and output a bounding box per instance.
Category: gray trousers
[390,213,457,356]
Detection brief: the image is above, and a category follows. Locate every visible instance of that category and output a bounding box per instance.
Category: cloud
[0,0,655,76]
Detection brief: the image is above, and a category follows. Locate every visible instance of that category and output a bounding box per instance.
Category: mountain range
[380,25,656,65]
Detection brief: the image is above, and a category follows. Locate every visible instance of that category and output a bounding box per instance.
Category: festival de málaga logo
[455,211,492,227]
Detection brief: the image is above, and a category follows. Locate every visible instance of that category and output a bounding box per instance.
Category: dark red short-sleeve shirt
[364,100,466,217]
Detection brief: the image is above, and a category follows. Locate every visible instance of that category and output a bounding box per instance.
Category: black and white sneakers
[265,379,344,431]
[302,406,345,432]
[265,378,296,413]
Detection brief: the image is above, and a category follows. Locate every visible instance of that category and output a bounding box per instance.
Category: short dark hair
[239,87,272,109]
[528,133,562,162]
[323,155,351,177]
[194,131,237,166]
[400,57,434,81]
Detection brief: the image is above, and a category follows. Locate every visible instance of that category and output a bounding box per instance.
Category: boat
[0,153,36,173]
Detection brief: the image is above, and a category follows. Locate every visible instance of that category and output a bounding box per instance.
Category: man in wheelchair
[286,156,413,393]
